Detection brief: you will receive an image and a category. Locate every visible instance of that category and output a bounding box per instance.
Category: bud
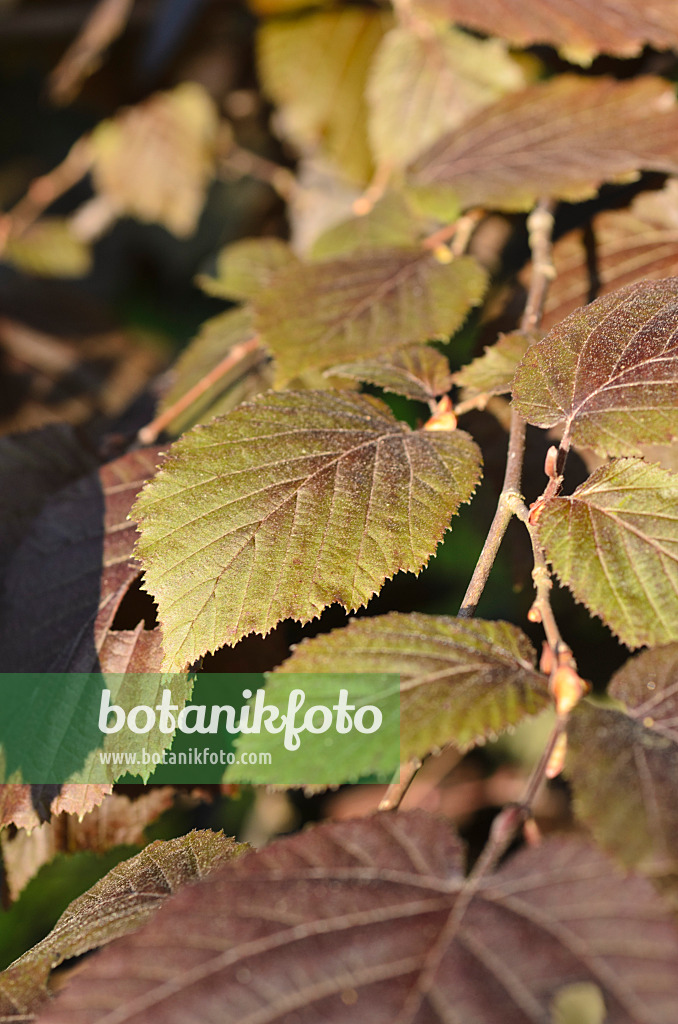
[545,732,568,779]
[424,395,457,432]
[551,664,589,716]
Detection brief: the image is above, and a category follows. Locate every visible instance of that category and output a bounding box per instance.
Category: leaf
[195,238,298,301]
[158,308,271,434]
[410,76,678,213]
[539,182,678,333]
[89,83,218,236]
[133,390,482,671]
[328,345,453,402]
[0,425,96,575]
[253,248,487,386]
[0,785,113,832]
[2,219,92,277]
[410,0,678,64]
[0,830,244,1020]
[37,812,678,1024]
[567,646,678,882]
[454,331,532,400]
[0,787,176,901]
[538,459,678,649]
[512,278,678,455]
[0,447,165,672]
[367,25,527,168]
[277,612,549,759]
[310,193,422,260]
[257,9,391,183]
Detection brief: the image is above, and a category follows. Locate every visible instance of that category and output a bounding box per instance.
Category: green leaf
[567,645,678,880]
[410,76,678,212]
[133,390,482,671]
[410,0,678,64]
[512,278,678,455]
[158,308,271,434]
[539,459,678,649]
[277,612,549,759]
[328,344,453,402]
[310,193,422,260]
[0,830,244,1020]
[454,331,532,400]
[195,238,298,301]
[257,8,391,183]
[253,248,487,386]
[367,25,526,168]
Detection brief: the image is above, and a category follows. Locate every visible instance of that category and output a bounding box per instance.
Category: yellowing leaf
[410,76,678,212]
[195,237,298,301]
[133,390,482,671]
[278,612,548,759]
[3,219,92,277]
[539,459,678,649]
[257,8,391,183]
[512,278,678,455]
[90,83,218,236]
[310,192,422,260]
[253,248,487,386]
[367,25,527,168]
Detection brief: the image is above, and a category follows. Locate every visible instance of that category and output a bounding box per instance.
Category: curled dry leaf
[0,785,113,832]
[0,787,176,901]
[37,812,678,1024]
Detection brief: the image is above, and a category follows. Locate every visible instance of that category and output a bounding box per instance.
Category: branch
[457,199,555,617]
[378,756,423,812]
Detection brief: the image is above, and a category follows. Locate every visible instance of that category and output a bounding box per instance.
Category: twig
[137,335,263,445]
[218,145,297,203]
[378,757,423,811]
[421,208,483,256]
[49,0,135,105]
[0,138,92,251]
[457,199,555,617]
